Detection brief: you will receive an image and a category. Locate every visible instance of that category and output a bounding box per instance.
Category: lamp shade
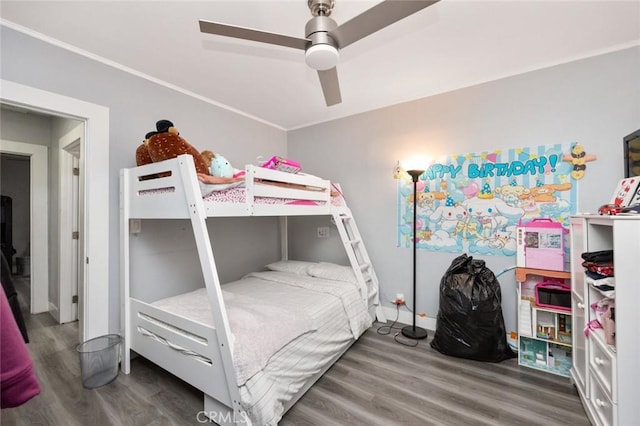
[406,169,424,183]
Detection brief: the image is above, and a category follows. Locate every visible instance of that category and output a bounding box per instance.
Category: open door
[59,126,82,324]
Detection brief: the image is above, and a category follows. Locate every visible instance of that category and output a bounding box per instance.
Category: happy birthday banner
[397,142,587,256]
[426,153,560,180]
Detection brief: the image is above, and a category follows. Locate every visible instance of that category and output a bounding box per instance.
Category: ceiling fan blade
[318,68,342,106]
[329,0,439,49]
[199,20,309,50]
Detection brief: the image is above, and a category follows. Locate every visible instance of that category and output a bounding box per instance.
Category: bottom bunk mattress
[150,270,372,425]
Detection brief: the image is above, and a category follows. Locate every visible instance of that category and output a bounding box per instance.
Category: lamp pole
[401,169,428,340]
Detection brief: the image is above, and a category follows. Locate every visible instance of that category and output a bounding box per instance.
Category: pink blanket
[1,285,40,408]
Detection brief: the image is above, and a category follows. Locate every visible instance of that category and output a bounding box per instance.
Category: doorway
[1,79,110,342]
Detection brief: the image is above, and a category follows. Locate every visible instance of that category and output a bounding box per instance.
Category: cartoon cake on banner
[397,143,594,256]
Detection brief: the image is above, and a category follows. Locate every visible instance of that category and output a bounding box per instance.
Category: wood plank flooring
[2,277,589,425]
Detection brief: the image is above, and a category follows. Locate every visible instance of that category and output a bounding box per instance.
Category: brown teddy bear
[135,120,210,175]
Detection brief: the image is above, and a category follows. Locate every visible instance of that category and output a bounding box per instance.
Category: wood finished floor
[2,277,590,426]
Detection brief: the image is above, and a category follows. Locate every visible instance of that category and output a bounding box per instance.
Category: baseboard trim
[381,306,437,332]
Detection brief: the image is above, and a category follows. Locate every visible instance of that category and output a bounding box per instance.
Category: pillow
[265,260,316,275]
[307,262,357,285]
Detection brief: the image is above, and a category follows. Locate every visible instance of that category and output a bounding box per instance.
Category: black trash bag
[430,254,515,362]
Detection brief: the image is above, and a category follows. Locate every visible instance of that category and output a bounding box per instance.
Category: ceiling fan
[199,0,439,106]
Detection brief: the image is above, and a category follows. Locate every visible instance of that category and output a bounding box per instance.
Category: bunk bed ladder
[332,210,386,323]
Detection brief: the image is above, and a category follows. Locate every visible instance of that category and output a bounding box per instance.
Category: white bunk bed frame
[120,155,385,424]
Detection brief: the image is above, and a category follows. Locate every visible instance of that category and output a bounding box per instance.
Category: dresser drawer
[590,369,616,426]
[589,331,616,402]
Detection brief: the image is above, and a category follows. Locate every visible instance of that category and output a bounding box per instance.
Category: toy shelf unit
[570,215,640,426]
[516,267,573,377]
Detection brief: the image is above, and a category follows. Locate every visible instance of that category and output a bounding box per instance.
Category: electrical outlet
[392,293,405,305]
[317,227,330,239]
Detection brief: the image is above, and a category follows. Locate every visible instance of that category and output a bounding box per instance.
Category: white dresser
[570,215,640,426]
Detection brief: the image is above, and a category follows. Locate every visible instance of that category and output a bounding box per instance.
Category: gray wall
[288,47,640,333]
[1,26,287,332]
[0,108,52,145]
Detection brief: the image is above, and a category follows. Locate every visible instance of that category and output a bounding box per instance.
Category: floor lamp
[401,169,428,340]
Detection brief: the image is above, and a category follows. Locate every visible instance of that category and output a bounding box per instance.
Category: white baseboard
[49,302,60,322]
[381,306,437,332]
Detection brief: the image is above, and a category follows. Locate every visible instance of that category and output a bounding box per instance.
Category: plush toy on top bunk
[134,131,167,180]
[135,119,211,174]
[134,120,243,185]
[201,150,245,182]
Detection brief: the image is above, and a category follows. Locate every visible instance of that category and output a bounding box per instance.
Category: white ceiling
[1,1,639,130]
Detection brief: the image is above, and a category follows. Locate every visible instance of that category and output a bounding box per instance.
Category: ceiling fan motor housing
[305,16,339,70]
[308,0,335,17]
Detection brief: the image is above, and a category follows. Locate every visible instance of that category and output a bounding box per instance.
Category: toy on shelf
[516,267,572,377]
[598,204,624,216]
[610,176,640,207]
[516,218,565,271]
[536,320,556,340]
[534,280,571,312]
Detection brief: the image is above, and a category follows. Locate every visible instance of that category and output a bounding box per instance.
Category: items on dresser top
[609,176,640,207]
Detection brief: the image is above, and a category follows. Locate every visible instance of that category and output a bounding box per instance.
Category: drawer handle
[595,398,606,408]
[577,302,585,309]
[595,357,605,366]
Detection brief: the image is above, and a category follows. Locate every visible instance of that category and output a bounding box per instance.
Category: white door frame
[1,79,110,341]
[0,140,48,314]
[58,125,83,324]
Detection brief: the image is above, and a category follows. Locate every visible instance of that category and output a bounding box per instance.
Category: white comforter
[152,270,370,387]
[152,281,316,385]
[231,272,372,425]
[244,271,371,339]
[153,271,372,425]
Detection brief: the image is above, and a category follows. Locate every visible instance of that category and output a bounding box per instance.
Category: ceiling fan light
[305,44,339,70]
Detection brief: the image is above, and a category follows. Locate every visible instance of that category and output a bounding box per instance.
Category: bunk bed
[120,155,384,425]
